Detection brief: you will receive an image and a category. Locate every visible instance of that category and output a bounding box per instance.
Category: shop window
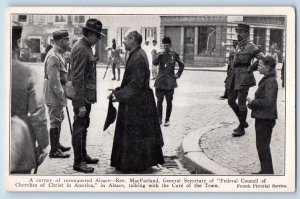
[198,26,216,56]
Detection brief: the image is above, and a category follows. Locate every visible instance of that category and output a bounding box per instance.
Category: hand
[78,106,87,118]
[36,147,48,166]
[247,98,253,104]
[173,74,179,79]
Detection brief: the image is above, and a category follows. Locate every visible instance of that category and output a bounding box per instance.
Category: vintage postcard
[5,7,295,192]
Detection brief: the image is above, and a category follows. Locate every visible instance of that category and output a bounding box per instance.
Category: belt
[233,62,250,68]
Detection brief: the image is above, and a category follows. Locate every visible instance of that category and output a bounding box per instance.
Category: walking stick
[103,58,111,79]
[66,106,73,134]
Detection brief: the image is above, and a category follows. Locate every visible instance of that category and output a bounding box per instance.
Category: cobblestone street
[27,64,285,175]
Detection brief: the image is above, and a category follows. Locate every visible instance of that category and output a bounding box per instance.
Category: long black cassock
[110,46,165,173]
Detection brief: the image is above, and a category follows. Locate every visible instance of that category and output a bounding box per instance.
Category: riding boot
[232,109,247,137]
[49,128,70,158]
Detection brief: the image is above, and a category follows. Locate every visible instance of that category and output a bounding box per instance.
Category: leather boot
[73,162,94,173]
[57,125,71,152]
[232,109,247,137]
[49,128,70,158]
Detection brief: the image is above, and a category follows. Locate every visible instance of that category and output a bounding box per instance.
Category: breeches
[227,88,249,111]
[47,105,64,128]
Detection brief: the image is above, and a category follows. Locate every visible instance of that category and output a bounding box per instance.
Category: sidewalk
[180,75,285,175]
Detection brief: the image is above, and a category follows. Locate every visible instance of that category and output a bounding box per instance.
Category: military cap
[53,30,69,40]
[162,37,172,44]
[235,23,250,32]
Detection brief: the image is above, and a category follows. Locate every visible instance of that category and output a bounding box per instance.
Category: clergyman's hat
[235,23,250,32]
[81,18,106,37]
[103,98,117,131]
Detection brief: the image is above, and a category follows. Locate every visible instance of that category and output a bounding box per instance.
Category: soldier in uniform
[153,37,184,127]
[43,30,71,158]
[220,40,238,99]
[225,23,265,137]
[70,18,104,173]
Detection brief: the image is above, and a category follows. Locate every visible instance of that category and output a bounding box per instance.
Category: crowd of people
[11,19,281,175]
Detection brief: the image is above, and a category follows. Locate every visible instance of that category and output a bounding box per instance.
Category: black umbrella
[103,98,117,131]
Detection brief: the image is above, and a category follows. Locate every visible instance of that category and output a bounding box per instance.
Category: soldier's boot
[49,128,70,158]
[57,125,71,152]
[232,109,247,137]
[117,68,120,81]
[82,130,99,164]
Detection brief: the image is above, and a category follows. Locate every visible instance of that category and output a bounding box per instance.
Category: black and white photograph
[6,7,295,192]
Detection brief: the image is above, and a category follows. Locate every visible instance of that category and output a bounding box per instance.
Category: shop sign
[161,16,227,25]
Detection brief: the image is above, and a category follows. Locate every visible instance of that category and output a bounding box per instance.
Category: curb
[180,125,239,175]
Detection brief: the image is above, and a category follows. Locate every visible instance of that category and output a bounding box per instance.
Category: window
[18,15,27,22]
[198,26,216,55]
[54,15,67,23]
[117,27,129,47]
[74,16,85,23]
[141,27,157,42]
[253,28,266,53]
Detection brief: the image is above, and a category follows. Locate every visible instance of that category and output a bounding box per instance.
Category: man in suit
[153,37,184,127]
[70,18,105,173]
[225,23,264,137]
[43,30,71,159]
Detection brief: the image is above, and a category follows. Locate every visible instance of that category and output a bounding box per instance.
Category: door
[96,29,108,64]
[183,27,195,64]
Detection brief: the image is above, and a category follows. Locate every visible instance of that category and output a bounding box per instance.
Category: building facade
[12,14,160,63]
[160,15,286,67]
[12,14,285,66]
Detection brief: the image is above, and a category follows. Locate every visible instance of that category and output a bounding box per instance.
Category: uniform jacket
[111,46,164,171]
[249,73,278,120]
[153,50,184,90]
[43,46,68,107]
[11,59,49,171]
[70,37,97,108]
[225,39,263,90]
